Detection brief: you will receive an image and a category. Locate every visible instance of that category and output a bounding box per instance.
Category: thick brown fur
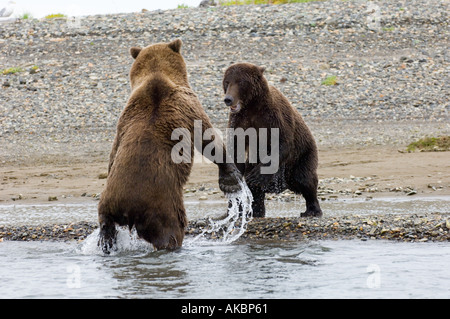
[98,40,242,253]
[223,62,322,218]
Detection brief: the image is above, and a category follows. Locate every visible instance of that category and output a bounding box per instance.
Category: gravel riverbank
[0,1,449,243]
[1,0,449,165]
[1,213,449,243]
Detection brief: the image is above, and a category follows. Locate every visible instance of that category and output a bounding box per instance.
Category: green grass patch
[2,67,24,75]
[321,75,338,86]
[19,12,33,19]
[45,13,67,19]
[382,26,395,32]
[406,136,450,152]
[177,4,190,8]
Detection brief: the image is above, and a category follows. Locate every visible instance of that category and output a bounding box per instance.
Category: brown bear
[98,39,242,253]
[223,62,322,218]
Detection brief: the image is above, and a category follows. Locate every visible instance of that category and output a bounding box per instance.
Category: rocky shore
[0,0,449,243]
[1,0,449,165]
[1,213,449,243]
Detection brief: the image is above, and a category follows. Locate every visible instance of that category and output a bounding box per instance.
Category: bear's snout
[224,95,234,106]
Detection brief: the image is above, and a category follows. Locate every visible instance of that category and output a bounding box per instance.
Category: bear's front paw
[219,165,243,193]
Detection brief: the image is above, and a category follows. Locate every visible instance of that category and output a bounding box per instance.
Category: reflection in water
[1,239,450,298]
[96,241,321,298]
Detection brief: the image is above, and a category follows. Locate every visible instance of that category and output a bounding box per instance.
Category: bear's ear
[130,47,142,59]
[168,39,182,53]
[259,66,266,74]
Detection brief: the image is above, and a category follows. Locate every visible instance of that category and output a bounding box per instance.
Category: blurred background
[1,0,203,19]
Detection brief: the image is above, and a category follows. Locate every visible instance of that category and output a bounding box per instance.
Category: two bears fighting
[98,39,322,253]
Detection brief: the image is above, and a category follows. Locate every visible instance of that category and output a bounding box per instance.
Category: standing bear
[98,39,242,253]
[223,62,322,218]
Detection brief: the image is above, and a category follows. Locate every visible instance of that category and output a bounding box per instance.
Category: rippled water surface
[1,196,449,299]
[1,236,450,298]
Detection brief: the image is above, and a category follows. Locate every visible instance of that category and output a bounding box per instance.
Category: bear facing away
[223,62,322,218]
[98,39,242,253]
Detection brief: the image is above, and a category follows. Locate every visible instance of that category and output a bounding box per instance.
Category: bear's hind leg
[289,170,322,218]
[98,216,118,254]
[138,226,183,251]
[249,186,266,218]
[135,210,185,251]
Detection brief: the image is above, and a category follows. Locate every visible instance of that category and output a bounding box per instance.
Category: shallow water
[1,196,449,299]
[1,237,449,298]
[1,195,449,226]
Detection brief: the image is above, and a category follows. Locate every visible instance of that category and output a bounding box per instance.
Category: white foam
[187,180,253,246]
[76,226,155,256]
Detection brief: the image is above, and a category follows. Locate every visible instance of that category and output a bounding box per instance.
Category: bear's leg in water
[98,215,118,254]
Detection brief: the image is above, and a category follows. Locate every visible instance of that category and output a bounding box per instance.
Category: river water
[1,196,449,299]
[1,195,450,225]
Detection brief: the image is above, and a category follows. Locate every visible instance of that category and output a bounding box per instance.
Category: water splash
[76,227,154,256]
[77,181,253,254]
[188,180,253,246]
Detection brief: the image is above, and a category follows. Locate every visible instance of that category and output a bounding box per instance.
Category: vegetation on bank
[1,67,24,75]
[44,13,67,19]
[1,66,39,75]
[19,12,33,19]
[406,136,450,152]
[321,75,338,86]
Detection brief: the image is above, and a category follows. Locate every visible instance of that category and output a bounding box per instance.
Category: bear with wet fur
[98,39,242,253]
[223,62,322,218]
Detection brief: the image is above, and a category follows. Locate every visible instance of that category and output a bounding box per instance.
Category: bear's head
[222,63,268,113]
[129,39,189,89]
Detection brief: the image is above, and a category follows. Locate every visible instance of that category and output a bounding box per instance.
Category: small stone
[196,220,207,227]
[199,196,207,200]
[98,172,108,179]
[29,67,40,74]
[48,196,58,201]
